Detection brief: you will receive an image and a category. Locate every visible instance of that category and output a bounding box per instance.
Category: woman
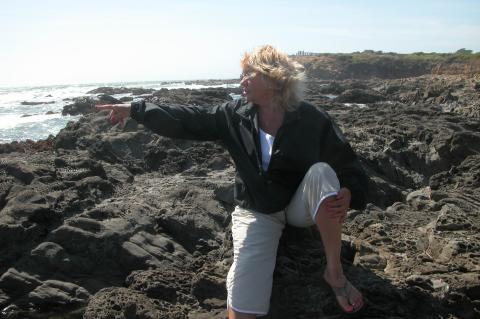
[97,45,368,318]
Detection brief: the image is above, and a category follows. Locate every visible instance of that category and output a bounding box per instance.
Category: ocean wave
[0,80,237,143]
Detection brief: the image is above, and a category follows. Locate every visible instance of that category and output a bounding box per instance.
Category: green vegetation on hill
[406,49,480,63]
[294,49,480,80]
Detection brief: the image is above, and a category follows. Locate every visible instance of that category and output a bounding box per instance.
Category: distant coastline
[1,49,479,144]
[292,49,480,79]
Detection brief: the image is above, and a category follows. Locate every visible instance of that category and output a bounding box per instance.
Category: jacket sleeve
[130,100,226,141]
[319,118,369,210]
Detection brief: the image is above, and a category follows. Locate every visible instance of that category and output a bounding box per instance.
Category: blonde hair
[241,44,305,111]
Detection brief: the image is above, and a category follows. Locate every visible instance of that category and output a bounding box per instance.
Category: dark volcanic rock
[119,96,134,102]
[96,94,121,104]
[62,94,123,116]
[0,76,479,318]
[62,97,95,116]
[0,136,55,154]
[0,268,42,297]
[21,101,54,105]
[151,87,241,107]
[28,280,91,308]
[318,81,344,94]
[87,86,155,95]
[83,287,188,319]
[335,88,385,103]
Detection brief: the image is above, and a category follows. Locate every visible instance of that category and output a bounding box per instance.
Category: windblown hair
[241,44,305,111]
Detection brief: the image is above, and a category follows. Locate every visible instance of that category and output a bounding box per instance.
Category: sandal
[323,272,364,314]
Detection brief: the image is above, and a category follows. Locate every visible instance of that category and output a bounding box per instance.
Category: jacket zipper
[251,115,264,176]
[267,125,284,173]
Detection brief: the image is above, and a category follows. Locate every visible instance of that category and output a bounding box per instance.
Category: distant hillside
[293,50,480,80]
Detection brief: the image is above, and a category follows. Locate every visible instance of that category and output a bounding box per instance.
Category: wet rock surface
[0,76,479,318]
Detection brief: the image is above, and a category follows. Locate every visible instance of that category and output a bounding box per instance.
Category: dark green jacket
[131,99,368,214]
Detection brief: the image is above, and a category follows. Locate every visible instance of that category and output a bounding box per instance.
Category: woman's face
[240,69,276,106]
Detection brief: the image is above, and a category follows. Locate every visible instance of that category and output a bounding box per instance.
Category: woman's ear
[264,77,278,90]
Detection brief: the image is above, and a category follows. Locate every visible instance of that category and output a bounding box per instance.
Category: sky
[1,0,479,87]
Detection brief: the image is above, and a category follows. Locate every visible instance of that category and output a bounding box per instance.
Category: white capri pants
[226,162,340,315]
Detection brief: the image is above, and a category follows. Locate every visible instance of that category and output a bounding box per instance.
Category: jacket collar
[283,103,303,124]
[239,100,304,125]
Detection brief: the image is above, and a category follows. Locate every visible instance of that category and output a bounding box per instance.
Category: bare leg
[228,307,256,319]
[315,202,363,313]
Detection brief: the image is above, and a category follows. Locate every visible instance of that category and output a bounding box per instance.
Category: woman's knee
[306,162,336,180]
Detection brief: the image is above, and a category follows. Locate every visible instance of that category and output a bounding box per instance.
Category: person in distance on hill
[96,44,368,318]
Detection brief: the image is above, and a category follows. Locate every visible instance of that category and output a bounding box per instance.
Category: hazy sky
[1,0,479,87]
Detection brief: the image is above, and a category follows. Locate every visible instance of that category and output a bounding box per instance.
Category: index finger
[326,196,345,205]
[95,104,117,111]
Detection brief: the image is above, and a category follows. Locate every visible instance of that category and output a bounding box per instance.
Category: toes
[337,297,354,313]
[352,298,361,307]
[343,304,354,312]
[351,296,363,311]
[356,296,364,305]
[346,292,363,312]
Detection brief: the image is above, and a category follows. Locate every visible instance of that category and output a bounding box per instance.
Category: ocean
[0,80,239,144]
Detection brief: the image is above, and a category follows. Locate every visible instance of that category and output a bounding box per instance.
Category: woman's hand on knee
[323,188,351,223]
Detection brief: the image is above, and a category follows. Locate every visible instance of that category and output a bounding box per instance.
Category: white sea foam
[0,80,238,143]
[344,103,368,109]
[0,113,62,130]
[0,114,81,143]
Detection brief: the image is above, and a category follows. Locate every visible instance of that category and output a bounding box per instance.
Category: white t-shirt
[259,129,275,171]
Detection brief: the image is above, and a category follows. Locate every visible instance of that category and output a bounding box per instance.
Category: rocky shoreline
[0,74,479,318]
